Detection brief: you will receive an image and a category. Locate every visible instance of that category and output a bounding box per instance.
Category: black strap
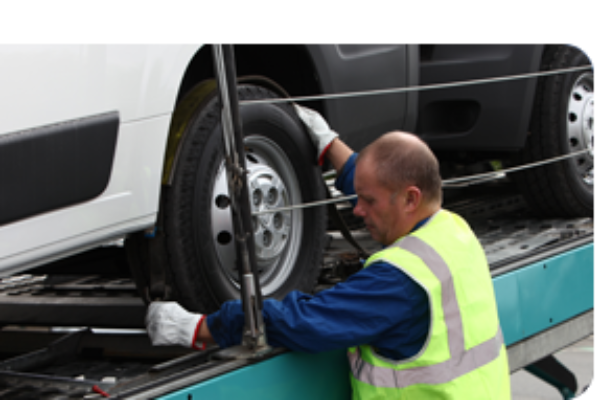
[324,181,370,259]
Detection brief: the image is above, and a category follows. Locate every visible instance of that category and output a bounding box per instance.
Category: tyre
[514,45,594,217]
[129,83,327,313]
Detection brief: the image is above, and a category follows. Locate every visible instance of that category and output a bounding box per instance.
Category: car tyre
[129,83,327,313]
[514,45,593,217]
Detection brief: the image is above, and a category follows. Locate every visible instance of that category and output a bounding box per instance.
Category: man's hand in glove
[294,104,339,166]
[146,301,209,350]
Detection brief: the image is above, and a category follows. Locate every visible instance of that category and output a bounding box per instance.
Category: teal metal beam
[493,243,593,346]
[157,349,350,400]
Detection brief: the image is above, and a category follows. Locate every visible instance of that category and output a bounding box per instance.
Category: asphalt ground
[511,335,594,399]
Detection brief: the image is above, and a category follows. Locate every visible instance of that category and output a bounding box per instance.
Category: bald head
[357,131,442,206]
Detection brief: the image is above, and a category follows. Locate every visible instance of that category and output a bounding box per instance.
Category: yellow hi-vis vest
[348,210,511,400]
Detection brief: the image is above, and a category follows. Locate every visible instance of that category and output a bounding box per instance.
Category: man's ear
[404,186,422,212]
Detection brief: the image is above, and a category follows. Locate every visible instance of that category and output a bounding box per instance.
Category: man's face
[353,157,404,246]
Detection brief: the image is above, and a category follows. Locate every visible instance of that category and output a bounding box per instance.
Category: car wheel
[514,45,593,217]
[129,82,327,313]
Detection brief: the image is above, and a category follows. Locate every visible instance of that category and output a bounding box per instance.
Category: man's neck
[408,204,441,233]
[419,201,441,218]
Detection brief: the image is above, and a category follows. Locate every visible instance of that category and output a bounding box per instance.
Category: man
[146,105,511,399]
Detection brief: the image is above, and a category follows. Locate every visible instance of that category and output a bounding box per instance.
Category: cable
[251,149,591,216]
[246,63,594,215]
[442,149,591,188]
[252,194,358,216]
[240,66,592,105]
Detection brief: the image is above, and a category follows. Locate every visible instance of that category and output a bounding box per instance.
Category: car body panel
[416,45,544,151]
[305,44,415,151]
[0,45,202,276]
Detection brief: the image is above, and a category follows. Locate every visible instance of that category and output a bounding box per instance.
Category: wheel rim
[210,135,303,295]
[567,72,594,186]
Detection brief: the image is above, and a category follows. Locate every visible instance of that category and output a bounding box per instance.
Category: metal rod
[211,45,267,350]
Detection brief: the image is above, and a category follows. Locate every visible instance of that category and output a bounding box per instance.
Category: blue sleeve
[334,153,358,205]
[205,300,246,348]
[206,262,429,359]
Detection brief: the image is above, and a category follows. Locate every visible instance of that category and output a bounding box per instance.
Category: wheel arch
[161,44,325,186]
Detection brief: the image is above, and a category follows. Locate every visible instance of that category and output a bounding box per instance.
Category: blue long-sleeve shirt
[207,154,430,360]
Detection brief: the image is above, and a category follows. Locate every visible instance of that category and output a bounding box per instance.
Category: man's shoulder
[360,258,416,284]
[364,258,399,270]
[358,258,401,277]
[407,209,477,242]
[359,258,428,297]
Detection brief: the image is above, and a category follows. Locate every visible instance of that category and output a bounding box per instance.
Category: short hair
[357,131,442,205]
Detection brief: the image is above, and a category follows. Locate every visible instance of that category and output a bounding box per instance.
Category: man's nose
[353,202,365,217]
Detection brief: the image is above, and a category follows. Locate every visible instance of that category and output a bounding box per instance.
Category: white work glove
[294,104,339,166]
[146,301,206,350]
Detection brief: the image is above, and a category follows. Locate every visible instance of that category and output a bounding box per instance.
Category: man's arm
[327,138,353,174]
[197,318,214,345]
[146,262,429,359]
[204,263,429,358]
[294,105,353,173]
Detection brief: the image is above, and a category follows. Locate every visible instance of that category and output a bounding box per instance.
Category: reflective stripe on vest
[348,235,505,388]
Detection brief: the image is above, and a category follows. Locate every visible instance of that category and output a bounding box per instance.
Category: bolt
[253,189,263,206]
[268,188,278,205]
[273,213,283,229]
[263,231,272,247]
